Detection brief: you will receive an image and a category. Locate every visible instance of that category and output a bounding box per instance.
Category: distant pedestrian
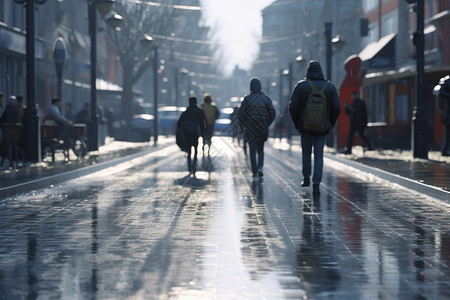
[16,96,25,124]
[289,60,341,193]
[65,102,75,122]
[274,114,286,141]
[200,93,220,155]
[230,106,239,142]
[0,95,19,125]
[238,78,275,181]
[0,93,4,141]
[344,91,373,154]
[433,75,450,156]
[176,96,207,176]
[75,102,91,126]
[104,106,115,138]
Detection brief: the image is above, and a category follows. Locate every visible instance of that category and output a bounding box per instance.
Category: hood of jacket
[250,78,262,93]
[305,60,325,80]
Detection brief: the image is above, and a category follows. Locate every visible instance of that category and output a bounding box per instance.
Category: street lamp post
[87,0,119,152]
[325,22,333,147]
[174,67,179,108]
[325,22,333,82]
[180,68,189,98]
[153,46,159,144]
[14,0,47,162]
[324,23,345,148]
[53,37,66,98]
[410,0,428,158]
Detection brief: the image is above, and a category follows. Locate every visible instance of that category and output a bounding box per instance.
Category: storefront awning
[359,33,396,69]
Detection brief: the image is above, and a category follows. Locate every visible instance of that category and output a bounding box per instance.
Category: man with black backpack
[289,60,341,193]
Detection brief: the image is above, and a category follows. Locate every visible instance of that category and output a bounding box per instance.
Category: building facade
[0,0,120,120]
[341,0,450,150]
[252,0,361,118]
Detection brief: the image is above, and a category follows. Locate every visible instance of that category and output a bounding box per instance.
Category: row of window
[362,10,397,47]
[363,0,440,16]
[0,0,24,30]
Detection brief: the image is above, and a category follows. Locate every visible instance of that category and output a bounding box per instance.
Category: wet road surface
[0,138,449,299]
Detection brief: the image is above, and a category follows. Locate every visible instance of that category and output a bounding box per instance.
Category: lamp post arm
[133,57,153,83]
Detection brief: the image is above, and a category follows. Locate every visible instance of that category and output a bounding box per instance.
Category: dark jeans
[187,140,199,175]
[442,125,450,156]
[203,125,214,145]
[249,139,265,176]
[300,133,326,185]
[346,125,372,152]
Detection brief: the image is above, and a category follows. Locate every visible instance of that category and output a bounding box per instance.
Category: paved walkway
[1,137,449,202]
[0,138,449,299]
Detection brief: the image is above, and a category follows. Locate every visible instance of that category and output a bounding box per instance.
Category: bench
[41,124,86,161]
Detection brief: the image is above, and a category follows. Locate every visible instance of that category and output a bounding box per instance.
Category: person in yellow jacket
[200,93,220,155]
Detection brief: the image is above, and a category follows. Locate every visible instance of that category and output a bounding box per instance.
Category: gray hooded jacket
[238,78,276,142]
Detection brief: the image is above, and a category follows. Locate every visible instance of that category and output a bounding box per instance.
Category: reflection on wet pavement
[0,139,449,299]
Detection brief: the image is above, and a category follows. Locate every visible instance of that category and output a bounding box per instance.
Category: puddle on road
[169,165,305,299]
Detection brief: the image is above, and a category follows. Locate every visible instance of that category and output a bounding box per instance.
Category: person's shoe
[313,184,320,193]
[343,149,352,154]
[301,177,310,187]
[257,168,264,177]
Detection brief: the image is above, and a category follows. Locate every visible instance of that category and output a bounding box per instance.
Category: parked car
[129,114,154,142]
[158,106,185,136]
[215,107,234,136]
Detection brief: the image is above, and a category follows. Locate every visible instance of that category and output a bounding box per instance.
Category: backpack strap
[307,79,329,92]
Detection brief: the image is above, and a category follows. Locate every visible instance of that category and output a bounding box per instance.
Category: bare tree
[108,0,178,122]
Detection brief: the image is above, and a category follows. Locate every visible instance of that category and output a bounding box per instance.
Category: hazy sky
[200,0,274,76]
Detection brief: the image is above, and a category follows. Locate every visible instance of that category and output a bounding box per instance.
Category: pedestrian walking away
[16,96,25,124]
[200,93,220,155]
[0,93,20,143]
[344,91,373,154]
[238,78,275,181]
[176,96,207,176]
[0,95,19,125]
[65,102,75,122]
[289,60,341,193]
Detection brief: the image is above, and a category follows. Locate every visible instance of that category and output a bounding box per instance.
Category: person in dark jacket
[238,78,275,181]
[0,94,20,142]
[0,95,19,125]
[176,96,207,176]
[344,91,373,154]
[433,75,450,156]
[289,60,341,193]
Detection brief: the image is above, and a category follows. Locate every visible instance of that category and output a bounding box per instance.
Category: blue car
[158,106,185,136]
[214,107,234,136]
[129,114,154,142]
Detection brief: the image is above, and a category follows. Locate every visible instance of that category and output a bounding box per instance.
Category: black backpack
[302,79,329,133]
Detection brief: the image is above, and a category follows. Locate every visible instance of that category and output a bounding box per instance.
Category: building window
[362,22,379,48]
[12,2,24,30]
[363,0,378,13]
[382,10,397,37]
[396,94,408,123]
[0,1,4,23]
